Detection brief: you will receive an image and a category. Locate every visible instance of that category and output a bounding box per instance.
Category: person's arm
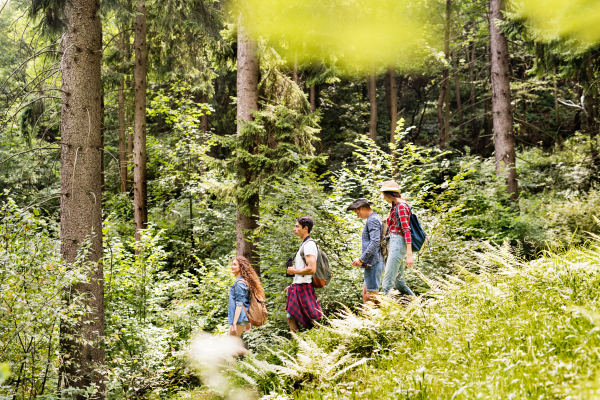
[406,242,413,268]
[233,306,242,326]
[234,281,249,317]
[289,254,316,275]
[360,217,381,262]
[398,204,414,268]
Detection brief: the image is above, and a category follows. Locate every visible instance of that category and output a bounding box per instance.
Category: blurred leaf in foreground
[231,0,440,72]
[517,0,600,46]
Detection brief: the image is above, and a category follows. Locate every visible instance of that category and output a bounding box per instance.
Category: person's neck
[365,209,374,218]
[300,232,310,242]
[234,273,241,279]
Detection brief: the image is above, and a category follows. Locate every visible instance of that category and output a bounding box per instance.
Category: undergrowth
[231,237,600,399]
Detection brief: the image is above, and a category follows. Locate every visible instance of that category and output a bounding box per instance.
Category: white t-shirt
[293,240,318,284]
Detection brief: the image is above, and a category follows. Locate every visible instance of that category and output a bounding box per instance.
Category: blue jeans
[363,259,385,292]
[382,234,415,296]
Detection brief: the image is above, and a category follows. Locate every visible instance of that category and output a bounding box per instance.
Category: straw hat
[378,181,402,193]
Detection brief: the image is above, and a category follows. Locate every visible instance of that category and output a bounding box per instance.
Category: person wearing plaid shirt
[285,216,323,331]
[379,181,416,296]
[347,198,384,303]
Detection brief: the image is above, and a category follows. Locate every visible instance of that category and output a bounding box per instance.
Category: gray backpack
[299,239,332,289]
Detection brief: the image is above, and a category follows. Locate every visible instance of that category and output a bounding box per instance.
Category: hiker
[285,216,323,332]
[347,198,384,303]
[379,181,416,296]
[228,256,265,338]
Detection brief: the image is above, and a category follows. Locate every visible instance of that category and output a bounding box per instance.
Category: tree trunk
[368,63,377,143]
[554,66,559,131]
[118,33,127,193]
[100,92,105,192]
[443,0,451,147]
[133,0,148,242]
[467,25,477,138]
[437,75,447,149]
[58,0,105,394]
[438,0,451,149]
[236,17,260,274]
[201,93,209,133]
[293,52,298,85]
[490,0,518,200]
[125,33,133,188]
[388,65,398,146]
[453,50,463,133]
[310,85,316,113]
[585,59,599,165]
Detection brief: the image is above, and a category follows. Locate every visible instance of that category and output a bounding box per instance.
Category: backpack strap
[299,238,316,267]
[393,201,412,233]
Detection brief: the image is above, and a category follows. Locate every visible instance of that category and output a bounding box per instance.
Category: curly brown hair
[233,256,265,300]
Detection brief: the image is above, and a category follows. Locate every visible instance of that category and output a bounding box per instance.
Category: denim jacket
[228,277,250,325]
[361,212,382,266]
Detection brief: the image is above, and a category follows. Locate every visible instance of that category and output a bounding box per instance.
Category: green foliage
[103,221,240,398]
[236,239,600,399]
[0,197,97,400]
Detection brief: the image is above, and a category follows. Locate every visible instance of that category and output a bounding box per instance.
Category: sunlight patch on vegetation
[236,239,600,399]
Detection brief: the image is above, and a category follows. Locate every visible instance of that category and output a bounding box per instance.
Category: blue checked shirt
[360,212,382,266]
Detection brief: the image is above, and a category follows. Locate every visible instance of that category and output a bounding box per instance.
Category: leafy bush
[103,222,237,399]
[235,239,600,399]
[0,198,96,400]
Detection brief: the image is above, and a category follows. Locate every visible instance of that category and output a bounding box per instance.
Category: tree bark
[125,33,135,188]
[453,50,463,133]
[388,65,398,146]
[236,17,260,274]
[554,66,559,131]
[133,0,148,241]
[467,24,477,138]
[438,0,451,149]
[437,75,447,149]
[293,52,298,85]
[118,33,127,193]
[490,0,518,200]
[201,93,209,133]
[368,63,377,143]
[443,0,451,147]
[58,0,105,394]
[100,92,105,192]
[584,58,599,165]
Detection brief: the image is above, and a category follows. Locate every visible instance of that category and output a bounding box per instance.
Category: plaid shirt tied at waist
[286,283,322,329]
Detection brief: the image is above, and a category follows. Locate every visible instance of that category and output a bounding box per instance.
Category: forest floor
[224,241,600,400]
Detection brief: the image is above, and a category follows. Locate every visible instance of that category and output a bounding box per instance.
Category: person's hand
[245,324,251,332]
[228,324,237,335]
[284,286,290,294]
[352,258,363,267]
[406,253,414,269]
[286,267,296,275]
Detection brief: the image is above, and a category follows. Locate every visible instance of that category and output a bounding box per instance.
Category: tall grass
[235,238,600,399]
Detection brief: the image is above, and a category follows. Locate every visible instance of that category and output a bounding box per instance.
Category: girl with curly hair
[228,256,265,337]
